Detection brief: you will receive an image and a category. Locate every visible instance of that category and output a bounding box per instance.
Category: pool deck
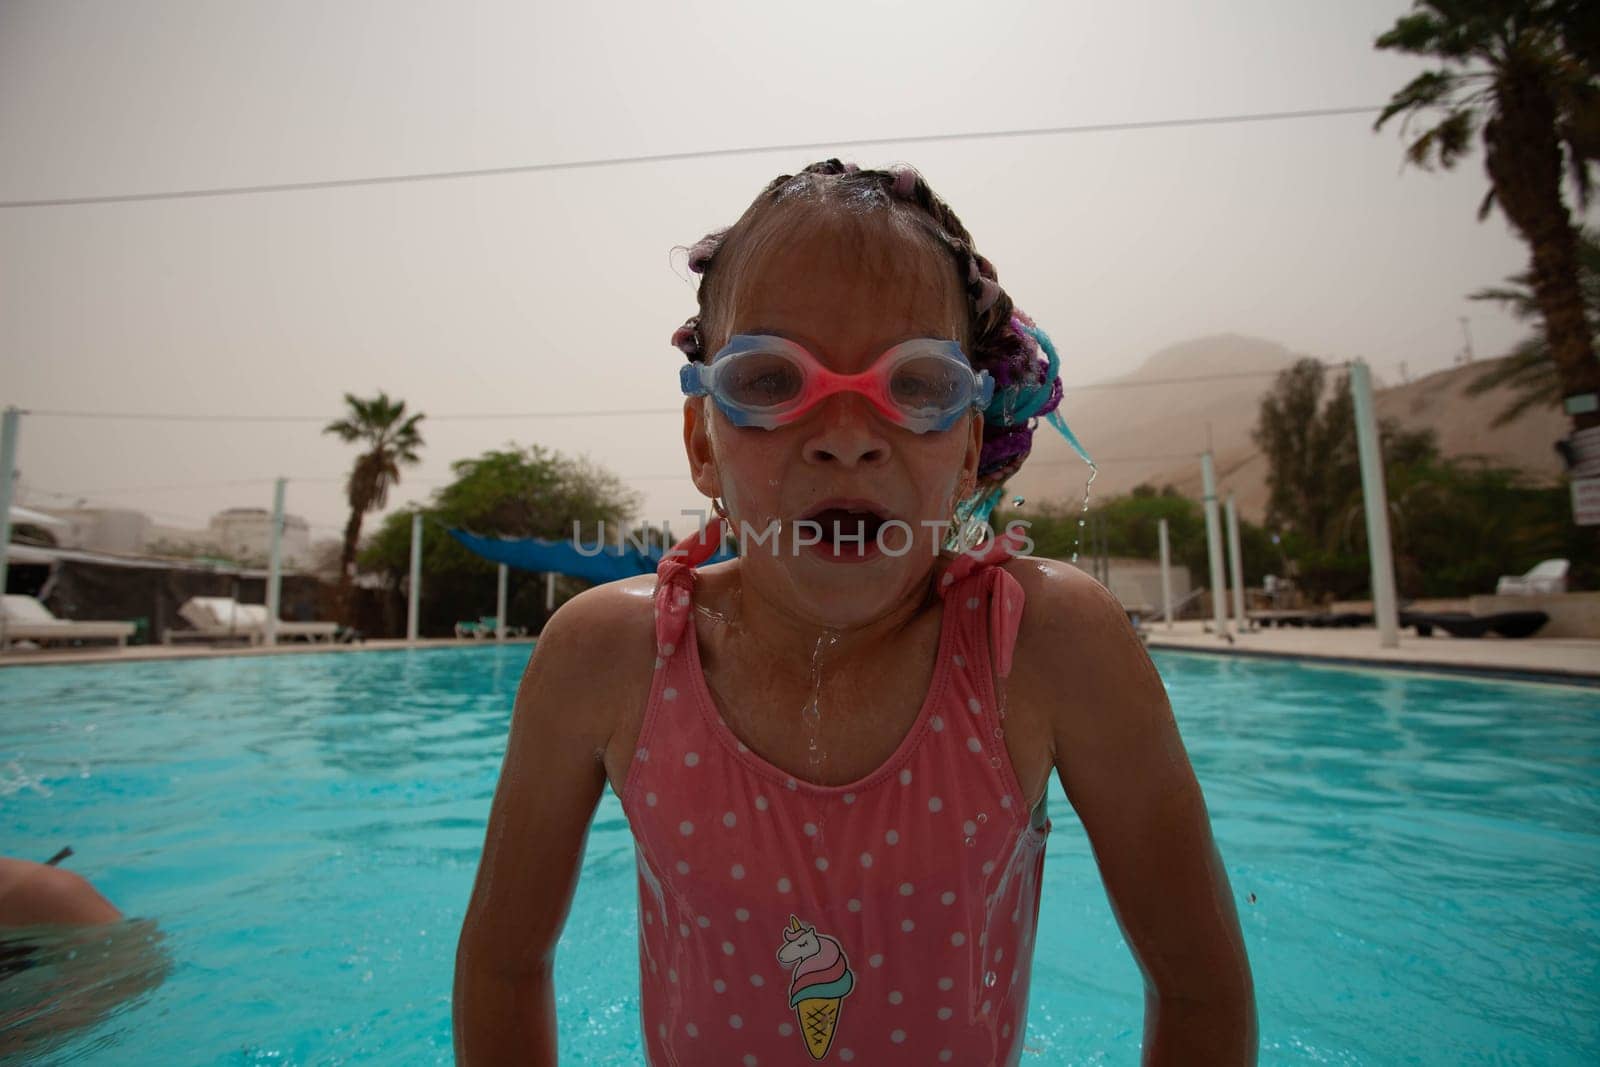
[4,626,1596,687]
[0,636,537,669]
[1146,620,1600,686]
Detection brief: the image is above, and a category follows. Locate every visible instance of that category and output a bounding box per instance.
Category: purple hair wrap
[672,318,702,360]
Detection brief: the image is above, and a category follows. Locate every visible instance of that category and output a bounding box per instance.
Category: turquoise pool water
[2,646,1596,1065]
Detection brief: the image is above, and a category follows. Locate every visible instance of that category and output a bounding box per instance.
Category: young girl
[454,160,1256,1065]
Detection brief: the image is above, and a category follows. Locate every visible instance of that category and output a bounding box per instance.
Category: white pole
[0,408,18,651]
[1225,493,1247,633]
[1200,451,1229,640]
[545,570,555,613]
[1350,360,1400,648]
[1157,517,1174,630]
[407,512,423,644]
[495,563,508,641]
[264,477,286,647]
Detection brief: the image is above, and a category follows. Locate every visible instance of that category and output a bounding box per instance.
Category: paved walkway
[0,636,537,669]
[6,625,1596,687]
[1146,620,1600,686]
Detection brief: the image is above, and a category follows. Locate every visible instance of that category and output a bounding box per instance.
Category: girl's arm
[452,589,636,1065]
[1015,565,1258,1066]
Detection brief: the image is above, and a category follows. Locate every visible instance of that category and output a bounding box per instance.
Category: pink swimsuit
[621,521,1051,1066]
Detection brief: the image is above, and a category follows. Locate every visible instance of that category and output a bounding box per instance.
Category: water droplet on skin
[1012,496,1025,507]
[976,813,988,824]
[798,630,838,770]
[963,837,975,847]
[984,971,998,988]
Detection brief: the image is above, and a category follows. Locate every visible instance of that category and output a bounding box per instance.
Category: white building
[35,507,151,554]
[207,507,311,569]
[1070,556,1194,617]
[20,505,310,568]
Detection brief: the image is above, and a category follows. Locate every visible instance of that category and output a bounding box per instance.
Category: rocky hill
[1006,334,1569,522]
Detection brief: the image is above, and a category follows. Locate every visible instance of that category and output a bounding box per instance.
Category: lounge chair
[167,597,339,645]
[0,595,135,650]
[454,616,527,639]
[1400,610,1549,639]
[1495,559,1569,596]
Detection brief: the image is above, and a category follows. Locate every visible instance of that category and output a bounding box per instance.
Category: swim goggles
[680,334,995,433]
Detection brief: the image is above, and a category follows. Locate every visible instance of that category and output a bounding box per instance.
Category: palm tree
[1465,226,1599,424]
[323,393,425,622]
[1374,0,1599,431]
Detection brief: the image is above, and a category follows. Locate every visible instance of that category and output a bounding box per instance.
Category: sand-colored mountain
[1006,334,1569,524]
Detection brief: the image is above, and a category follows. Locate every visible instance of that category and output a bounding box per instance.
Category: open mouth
[796,501,892,558]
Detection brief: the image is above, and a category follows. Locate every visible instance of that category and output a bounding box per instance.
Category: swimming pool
[2,646,1596,1064]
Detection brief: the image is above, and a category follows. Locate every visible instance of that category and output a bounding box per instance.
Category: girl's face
[684,213,983,626]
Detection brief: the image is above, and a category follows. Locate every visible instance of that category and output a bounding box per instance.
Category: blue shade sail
[448,527,736,583]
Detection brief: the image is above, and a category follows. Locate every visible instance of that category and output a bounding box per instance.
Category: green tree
[1019,484,1276,594]
[1254,360,1439,599]
[359,445,640,637]
[1381,454,1596,594]
[1374,0,1600,431]
[1465,226,1600,424]
[1253,360,1436,549]
[323,392,425,623]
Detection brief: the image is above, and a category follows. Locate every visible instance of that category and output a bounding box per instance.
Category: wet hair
[671,159,1064,489]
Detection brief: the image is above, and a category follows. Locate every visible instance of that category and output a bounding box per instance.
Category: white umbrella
[8,505,70,529]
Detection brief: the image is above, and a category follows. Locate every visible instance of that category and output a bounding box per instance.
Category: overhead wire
[0,105,1383,210]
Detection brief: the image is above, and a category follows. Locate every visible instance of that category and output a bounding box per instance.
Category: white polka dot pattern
[631,538,1041,1065]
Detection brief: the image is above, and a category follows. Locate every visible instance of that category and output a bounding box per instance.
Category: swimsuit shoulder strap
[936,526,1028,680]
[652,516,728,653]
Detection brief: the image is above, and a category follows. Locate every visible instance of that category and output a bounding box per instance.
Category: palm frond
[1465,337,1561,424]
[1467,282,1541,319]
[1376,69,1459,129]
[1434,107,1479,165]
[1403,106,1479,167]
[1376,11,1453,58]
[1476,184,1498,219]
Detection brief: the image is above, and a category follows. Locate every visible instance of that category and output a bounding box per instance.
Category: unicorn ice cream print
[775,915,857,1060]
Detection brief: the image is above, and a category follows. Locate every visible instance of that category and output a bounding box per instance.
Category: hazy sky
[0,0,1575,545]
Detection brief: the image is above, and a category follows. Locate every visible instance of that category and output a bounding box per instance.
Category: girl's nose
[801,392,891,468]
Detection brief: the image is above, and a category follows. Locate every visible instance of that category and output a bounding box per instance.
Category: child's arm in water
[1010,560,1258,1066]
[453,584,646,1066]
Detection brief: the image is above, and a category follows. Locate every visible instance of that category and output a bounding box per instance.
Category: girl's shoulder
[527,574,661,734]
[547,572,659,641]
[998,553,1149,700]
[997,552,1108,607]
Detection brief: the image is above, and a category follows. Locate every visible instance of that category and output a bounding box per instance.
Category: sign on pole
[1573,477,1600,526]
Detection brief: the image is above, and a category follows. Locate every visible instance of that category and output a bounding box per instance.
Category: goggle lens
[720,351,806,409]
[887,354,969,416]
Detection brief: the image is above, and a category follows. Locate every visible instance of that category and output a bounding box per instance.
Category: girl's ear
[683,398,723,500]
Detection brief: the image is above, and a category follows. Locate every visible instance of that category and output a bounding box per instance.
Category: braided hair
[671,160,1066,497]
